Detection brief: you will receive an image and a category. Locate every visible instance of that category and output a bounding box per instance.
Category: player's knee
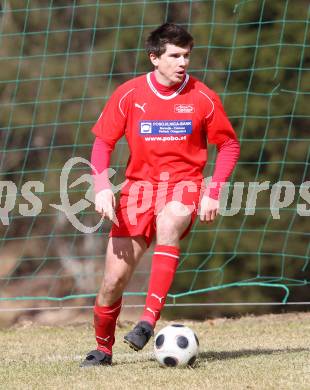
[162,201,192,218]
[156,207,191,245]
[101,274,126,298]
[156,216,180,245]
[157,204,190,231]
[157,214,175,234]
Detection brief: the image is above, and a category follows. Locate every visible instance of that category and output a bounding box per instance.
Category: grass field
[0,312,309,389]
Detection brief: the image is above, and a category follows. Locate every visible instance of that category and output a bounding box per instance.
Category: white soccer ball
[154,324,199,367]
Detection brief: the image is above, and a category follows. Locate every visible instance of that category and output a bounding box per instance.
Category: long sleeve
[91,137,113,193]
[206,138,240,200]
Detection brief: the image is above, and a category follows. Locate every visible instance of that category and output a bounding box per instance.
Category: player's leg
[124,201,192,351]
[142,201,191,323]
[81,235,147,367]
[97,235,147,305]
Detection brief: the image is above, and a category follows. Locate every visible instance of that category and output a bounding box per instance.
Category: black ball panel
[194,333,199,346]
[176,335,189,349]
[188,355,197,366]
[155,334,165,348]
[171,324,184,327]
[163,356,178,367]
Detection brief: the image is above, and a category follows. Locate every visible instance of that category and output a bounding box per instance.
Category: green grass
[0,312,309,389]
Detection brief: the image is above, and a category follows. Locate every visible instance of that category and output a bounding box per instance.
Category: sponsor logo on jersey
[140,122,152,133]
[139,120,192,136]
[174,104,195,113]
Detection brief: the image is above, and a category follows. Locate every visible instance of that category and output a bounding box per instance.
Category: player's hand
[95,189,116,221]
[199,195,219,223]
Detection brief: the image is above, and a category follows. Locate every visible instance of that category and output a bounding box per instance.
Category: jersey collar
[146,72,189,100]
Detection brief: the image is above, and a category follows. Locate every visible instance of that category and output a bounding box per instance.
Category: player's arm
[91,137,115,221]
[90,84,130,221]
[200,92,240,223]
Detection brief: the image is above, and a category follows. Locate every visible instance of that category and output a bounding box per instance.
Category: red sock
[93,296,122,355]
[141,245,179,327]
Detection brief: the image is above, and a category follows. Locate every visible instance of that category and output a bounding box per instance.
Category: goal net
[0,0,309,317]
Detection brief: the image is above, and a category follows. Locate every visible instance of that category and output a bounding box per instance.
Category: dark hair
[146,23,194,57]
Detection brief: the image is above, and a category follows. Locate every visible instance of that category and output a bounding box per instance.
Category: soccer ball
[154,324,199,367]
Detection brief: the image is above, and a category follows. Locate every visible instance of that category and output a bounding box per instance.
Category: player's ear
[149,53,159,66]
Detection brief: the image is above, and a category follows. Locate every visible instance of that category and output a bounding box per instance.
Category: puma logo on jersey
[151,293,165,303]
[96,335,111,343]
[146,307,158,318]
[135,102,146,113]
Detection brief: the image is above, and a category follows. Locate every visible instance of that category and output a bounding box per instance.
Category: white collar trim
[146,72,189,100]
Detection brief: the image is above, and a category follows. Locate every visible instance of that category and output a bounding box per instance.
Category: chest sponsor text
[139,120,192,136]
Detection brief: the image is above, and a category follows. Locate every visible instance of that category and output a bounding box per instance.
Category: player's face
[150,44,191,86]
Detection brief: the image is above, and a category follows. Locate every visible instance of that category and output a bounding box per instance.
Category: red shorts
[110,180,203,247]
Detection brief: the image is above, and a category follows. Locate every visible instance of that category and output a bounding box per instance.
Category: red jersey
[92,73,237,186]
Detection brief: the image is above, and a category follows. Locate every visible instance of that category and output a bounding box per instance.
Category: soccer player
[81,23,240,367]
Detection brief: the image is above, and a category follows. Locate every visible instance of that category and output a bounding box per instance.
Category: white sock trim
[154,251,179,259]
[95,303,122,314]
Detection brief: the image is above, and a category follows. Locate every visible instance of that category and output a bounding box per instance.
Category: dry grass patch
[0,312,309,389]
